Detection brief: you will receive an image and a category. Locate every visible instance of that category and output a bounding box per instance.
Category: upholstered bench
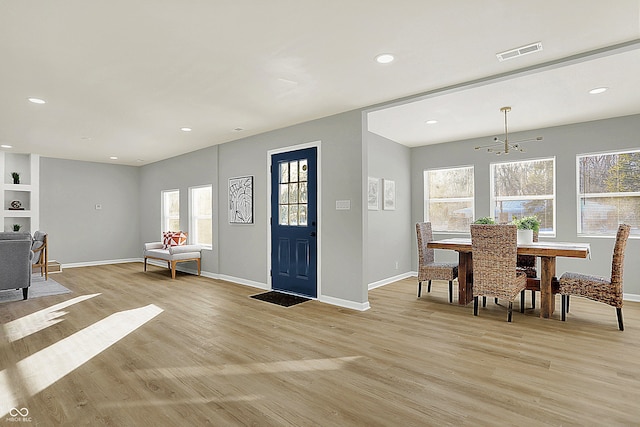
[143,242,202,279]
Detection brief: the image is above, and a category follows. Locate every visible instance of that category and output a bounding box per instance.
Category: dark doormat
[250,291,310,307]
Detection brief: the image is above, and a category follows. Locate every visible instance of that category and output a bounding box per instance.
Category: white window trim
[576,149,640,238]
[423,165,475,234]
[490,157,556,237]
[189,184,213,250]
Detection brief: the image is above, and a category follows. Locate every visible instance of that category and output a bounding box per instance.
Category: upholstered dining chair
[559,224,630,331]
[471,224,527,322]
[416,222,458,303]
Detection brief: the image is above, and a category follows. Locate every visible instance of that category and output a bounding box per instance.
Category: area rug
[0,275,72,304]
[250,291,310,307]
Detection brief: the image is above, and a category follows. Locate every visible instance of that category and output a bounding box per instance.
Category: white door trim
[266,141,322,298]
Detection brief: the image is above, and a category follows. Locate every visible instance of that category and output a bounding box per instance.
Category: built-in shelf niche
[0,152,39,233]
[4,153,32,185]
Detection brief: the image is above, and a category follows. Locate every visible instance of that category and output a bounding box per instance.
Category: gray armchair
[0,232,33,300]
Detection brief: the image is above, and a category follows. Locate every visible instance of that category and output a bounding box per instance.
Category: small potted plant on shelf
[512,215,540,244]
[12,224,21,232]
[11,172,20,184]
[473,216,495,224]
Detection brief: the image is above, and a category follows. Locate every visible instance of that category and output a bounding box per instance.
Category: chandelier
[475,106,542,155]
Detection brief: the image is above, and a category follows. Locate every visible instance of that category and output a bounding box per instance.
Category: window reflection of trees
[425,167,474,233]
[492,158,555,233]
[579,151,640,235]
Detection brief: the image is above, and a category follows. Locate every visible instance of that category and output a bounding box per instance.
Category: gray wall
[139,110,367,305]
[39,110,639,303]
[409,114,640,296]
[139,145,219,273]
[40,158,141,264]
[366,131,412,285]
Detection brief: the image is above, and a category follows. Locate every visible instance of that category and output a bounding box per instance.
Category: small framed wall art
[229,176,254,224]
[383,179,396,210]
[367,177,380,210]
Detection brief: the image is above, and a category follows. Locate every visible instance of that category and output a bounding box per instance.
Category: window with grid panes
[279,159,308,226]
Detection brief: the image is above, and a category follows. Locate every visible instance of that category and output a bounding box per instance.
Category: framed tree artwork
[383,179,396,210]
[368,177,380,210]
[229,176,253,224]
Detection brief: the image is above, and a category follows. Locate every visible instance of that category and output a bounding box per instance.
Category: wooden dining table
[427,238,591,318]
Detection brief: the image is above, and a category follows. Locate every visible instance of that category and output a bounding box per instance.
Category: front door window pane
[280,184,289,204]
[289,183,299,204]
[280,163,289,184]
[299,182,308,203]
[280,205,289,225]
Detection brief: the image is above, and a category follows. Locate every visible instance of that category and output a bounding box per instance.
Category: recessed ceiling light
[1,144,12,149]
[109,156,118,160]
[375,53,395,64]
[426,120,438,125]
[181,127,192,132]
[136,159,145,163]
[28,97,46,104]
[589,87,608,94]
[234,127,244,132]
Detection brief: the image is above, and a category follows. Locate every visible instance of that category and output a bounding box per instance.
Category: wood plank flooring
[1,263,640,426]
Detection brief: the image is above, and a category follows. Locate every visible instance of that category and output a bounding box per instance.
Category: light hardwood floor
[1,263,640,426]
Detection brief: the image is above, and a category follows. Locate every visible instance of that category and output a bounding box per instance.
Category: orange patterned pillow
[162,231,187,248]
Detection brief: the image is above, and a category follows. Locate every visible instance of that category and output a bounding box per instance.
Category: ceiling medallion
[475,106,542,155]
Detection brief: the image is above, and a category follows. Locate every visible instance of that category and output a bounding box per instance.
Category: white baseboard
[215,274,269,290]
[62,258,142,269]
[368,271,416,290]
[624,293,640,303]
[319,294,370,311]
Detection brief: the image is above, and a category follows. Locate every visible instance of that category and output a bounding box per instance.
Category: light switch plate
[335,200,351,210]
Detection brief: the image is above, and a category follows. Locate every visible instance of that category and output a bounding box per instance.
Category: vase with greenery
[11,172,20,184]
[473,216,495,224]
[512,215,540,244]
[13,224,21,232]
[512,215,541,233]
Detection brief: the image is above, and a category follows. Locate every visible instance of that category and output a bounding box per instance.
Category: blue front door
[271,147,317,298]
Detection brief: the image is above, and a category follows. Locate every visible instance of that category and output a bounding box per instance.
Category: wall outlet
[395,261,399,270]
[95,204,102,210]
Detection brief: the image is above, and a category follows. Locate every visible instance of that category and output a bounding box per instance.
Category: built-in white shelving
[0,152,39,233]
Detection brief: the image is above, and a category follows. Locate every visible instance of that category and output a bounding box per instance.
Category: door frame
[266,141,322,298]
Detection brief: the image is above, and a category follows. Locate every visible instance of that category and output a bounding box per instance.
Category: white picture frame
[229,176,254,224]
[368,177,380,210]
[383,179,396,210]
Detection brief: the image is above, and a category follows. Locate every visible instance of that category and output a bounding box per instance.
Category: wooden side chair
[31,230,48,280]
[416,222,458,303]
[559,224,630,330]
[471,224,527,322]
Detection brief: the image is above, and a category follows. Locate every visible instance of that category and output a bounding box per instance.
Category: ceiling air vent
[496,42,543,62]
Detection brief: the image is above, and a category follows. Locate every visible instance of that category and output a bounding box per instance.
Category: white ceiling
[1,1,639,165]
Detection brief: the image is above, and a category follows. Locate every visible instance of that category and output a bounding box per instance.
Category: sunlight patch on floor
[0,302,163,418]
[97,394,263,409]
[137,356,364,379]
[2,294,101,343]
